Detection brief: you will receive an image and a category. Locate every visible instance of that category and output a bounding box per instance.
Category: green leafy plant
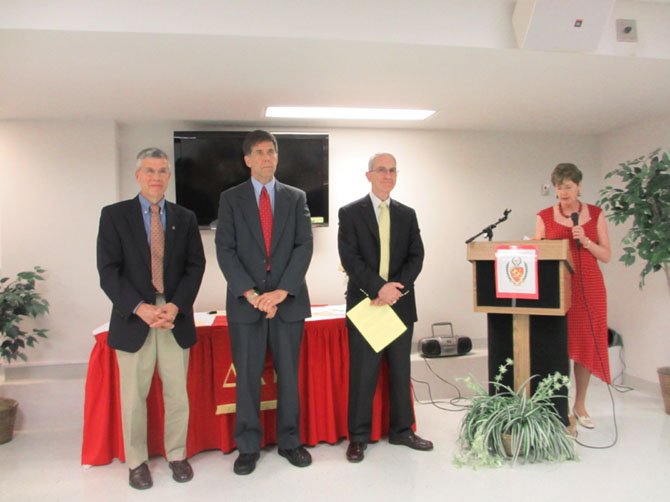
[597,148,670,292]
[455,359,577,468]
[0,267,49,363]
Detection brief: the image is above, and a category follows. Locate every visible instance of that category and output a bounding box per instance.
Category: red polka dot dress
[538,204,611,384]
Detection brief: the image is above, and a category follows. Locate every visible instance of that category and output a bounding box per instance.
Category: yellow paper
[346,298,407,352]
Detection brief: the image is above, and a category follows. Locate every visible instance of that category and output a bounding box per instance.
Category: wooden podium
[467,240,572,410]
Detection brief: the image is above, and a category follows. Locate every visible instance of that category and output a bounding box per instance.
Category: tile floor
[0,371,668,502]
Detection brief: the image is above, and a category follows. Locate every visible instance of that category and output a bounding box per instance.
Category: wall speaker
[513,0,615,52]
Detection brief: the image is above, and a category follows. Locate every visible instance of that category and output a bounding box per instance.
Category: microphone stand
[465,209,512,244]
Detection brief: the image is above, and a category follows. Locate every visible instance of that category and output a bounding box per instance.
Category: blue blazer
[97,196,206,352]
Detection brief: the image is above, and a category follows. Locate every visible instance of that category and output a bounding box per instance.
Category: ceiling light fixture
[265,106,435,121]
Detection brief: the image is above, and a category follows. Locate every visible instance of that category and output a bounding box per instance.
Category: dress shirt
[369,192,391,223]
[138,194,166,244]
[250,176,276,213]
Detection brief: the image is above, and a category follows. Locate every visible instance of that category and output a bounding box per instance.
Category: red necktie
[150,204,165,293]
[259,186,273,270]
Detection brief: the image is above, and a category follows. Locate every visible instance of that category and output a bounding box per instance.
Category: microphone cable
[571,226,620,450]
[576,212,634,395]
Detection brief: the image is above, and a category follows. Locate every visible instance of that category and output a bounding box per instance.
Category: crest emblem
[506,257,527,286]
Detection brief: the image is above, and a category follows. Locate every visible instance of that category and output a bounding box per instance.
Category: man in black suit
[215,130,313,475]
[338,152,432,462]
[97,148,205,489]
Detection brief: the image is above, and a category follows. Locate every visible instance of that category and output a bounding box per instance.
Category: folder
[346,298,407,352]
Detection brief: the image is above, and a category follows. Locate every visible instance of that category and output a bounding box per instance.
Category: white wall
[599,115,670,383]
[118,122,601,351]
[0,120,118,364]
[1,120,606,367]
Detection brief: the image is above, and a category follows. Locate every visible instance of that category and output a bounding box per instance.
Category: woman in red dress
[535,163,612,429]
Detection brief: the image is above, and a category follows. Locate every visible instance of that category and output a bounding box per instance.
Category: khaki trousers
[116,296,190,469]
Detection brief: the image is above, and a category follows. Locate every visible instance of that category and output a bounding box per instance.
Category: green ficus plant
[598,148,670,293]
[0,267,49,363]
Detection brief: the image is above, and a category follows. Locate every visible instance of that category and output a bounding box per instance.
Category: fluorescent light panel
[266,106,435,121]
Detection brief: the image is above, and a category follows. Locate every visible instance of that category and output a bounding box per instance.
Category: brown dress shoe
[169,459,194,482]
[389,432,434,451]
[278,446,312,467]
[129,463,153,490]
[346,441,367,462]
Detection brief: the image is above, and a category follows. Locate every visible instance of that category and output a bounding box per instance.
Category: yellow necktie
[379,201,390,280]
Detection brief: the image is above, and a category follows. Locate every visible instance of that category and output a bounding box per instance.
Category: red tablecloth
[81,316,397,466]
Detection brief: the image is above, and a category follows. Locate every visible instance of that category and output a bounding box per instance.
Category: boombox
[419,322,472,358]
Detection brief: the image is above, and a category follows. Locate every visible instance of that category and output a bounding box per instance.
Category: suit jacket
[97,196,206,352]
[215,179,313,323]
[338,195,424,324]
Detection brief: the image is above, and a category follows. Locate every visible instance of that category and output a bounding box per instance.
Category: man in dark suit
[97,147,205,489]
[215,130,313,475]
[338,152,432,463]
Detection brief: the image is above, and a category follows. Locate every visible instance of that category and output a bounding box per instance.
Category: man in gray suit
[215,130,313,475]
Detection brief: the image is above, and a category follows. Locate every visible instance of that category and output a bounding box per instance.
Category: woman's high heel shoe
[572,407,595,429]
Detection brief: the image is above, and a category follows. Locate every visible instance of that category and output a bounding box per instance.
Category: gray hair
[368,152,397,171]
[136,147,170,169]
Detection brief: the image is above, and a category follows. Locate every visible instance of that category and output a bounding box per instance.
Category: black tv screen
[174,131,329,228]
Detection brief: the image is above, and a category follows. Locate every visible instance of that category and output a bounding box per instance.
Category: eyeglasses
[139,167,170,177]
[370,167,399,175]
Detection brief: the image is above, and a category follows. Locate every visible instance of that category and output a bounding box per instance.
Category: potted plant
[0,266,50,444]
[597,148,670,414]
[455,359,577,468]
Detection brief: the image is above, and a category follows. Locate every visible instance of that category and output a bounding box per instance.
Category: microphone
[571,212,581,249]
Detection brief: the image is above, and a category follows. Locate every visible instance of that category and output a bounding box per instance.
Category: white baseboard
[1,361,87,381]
[619,373,660,397]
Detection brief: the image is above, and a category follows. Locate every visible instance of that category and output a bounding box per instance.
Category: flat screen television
[174,131,329,228]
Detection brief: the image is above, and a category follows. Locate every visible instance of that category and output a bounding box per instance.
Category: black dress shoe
[389,432,434,451]
[168,459,194,482]
[278,446,312,467]
[346,441,367,463]
[128,463,153,490]
[234,452,260,475]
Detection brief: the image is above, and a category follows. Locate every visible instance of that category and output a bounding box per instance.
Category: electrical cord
[411,376,468,412]
[422,356,465,400]
[610,344,634,392]
[410,357,470,412]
